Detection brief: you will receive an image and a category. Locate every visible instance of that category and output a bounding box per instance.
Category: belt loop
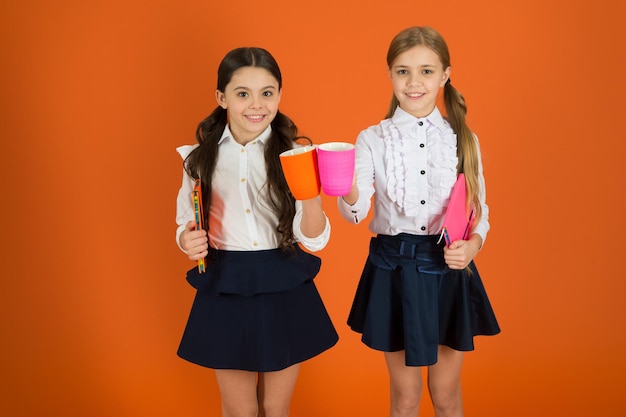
[399,241,406,256]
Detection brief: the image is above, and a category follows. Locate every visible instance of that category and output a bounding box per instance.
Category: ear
[441,66,451,87]
[215,90,227,109]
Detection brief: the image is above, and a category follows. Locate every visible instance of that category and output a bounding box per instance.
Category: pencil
[193,179,205,273]
[443,227,451,246]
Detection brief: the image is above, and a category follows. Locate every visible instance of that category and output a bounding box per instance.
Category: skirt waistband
[186,244,321,296]
[206,245,300,263]
[375,234,444,259]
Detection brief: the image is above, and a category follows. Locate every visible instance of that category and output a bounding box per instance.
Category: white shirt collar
[391,106,449,132]
[218,124,273,145]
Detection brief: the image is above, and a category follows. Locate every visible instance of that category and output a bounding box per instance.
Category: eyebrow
[393,63,437,68]
[232,85,277,91]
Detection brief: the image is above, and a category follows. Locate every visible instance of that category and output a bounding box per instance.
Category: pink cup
[316,142,355,196]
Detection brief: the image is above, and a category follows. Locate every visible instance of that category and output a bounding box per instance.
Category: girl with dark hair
[175,47,337,417]
[338,27,500,416]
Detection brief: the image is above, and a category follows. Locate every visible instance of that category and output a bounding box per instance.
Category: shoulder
[357,120,387,141]
[176,144,199,160]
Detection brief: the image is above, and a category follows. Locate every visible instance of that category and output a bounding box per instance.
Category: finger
[188,247,209,260]
[186,229,208,245]
[450,240,466,250]
[188,237,208,252]
[446,258,467,270]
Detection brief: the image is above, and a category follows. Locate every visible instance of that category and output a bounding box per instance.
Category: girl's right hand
[180,220,209,261]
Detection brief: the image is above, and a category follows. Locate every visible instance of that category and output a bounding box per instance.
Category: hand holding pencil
[179,179,208,271]
[193,179,206,273]
[180,222,208,265]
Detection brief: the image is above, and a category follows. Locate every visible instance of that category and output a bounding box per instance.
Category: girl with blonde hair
[339,27,500,416]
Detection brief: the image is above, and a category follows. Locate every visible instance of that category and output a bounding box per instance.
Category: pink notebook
[441,173,475,245]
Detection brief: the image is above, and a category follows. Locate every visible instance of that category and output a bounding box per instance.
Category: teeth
[247,115,264,120]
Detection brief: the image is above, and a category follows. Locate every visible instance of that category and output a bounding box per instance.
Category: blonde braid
[444,81,482,224]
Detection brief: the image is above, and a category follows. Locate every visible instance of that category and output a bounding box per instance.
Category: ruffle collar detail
[381,107,457,216]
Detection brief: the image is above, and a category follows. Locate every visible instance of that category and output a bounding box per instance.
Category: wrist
[469,233,483,250]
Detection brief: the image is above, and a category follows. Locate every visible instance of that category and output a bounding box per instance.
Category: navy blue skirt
[178,245,338,372]
[347,234,500,366]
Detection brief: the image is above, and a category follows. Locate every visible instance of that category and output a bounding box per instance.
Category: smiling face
[216,66,281,145]
[389,45,450,118]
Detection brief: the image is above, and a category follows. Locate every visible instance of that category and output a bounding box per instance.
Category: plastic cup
[279,145,321,200]
[316,142,355,196]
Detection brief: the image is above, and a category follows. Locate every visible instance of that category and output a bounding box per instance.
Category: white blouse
[176,125,330,252]
[337,106,490,243]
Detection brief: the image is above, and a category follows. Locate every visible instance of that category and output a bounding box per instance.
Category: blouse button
[241,178,246,183]
[419,143,425,148]
[420,170,425,175]
[253,241,258,246]
[420,200,426,205]
[246,209,251,214]
[418,121,424,126]
[240,148,245,153]
[420,226,426,231]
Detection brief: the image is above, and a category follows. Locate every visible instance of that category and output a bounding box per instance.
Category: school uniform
[175,125,338,372]
[338,106,500,366]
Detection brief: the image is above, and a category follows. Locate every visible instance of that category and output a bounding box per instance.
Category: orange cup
[279,145,321,200]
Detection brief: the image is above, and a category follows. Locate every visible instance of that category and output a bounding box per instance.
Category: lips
[245,114,266,122]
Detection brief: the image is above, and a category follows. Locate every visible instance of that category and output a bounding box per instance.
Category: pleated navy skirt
[347,234,500,367]
[178,244,338,372]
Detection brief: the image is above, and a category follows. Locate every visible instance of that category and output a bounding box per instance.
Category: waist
[369,234,446,273]
[375,233,444,259]
[207,245,298,263]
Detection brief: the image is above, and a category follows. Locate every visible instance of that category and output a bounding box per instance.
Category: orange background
[1,0,625,415]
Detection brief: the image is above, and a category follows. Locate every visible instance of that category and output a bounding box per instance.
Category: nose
[249,94,262,108]
[407,73,422,86]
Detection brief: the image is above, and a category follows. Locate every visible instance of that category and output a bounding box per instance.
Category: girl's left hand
[443,234,482,270]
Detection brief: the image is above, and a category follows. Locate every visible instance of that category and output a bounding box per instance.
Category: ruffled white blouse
[337,106,490,242]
